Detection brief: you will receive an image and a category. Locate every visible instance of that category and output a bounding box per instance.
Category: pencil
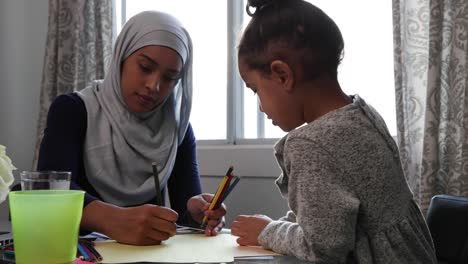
[77,243,90,261]
[82,242,96,262]
[220,176,240,202]
[3,249,14,257]
[80,240,103,262]
[152,162,162,206]
[201,166,234,226]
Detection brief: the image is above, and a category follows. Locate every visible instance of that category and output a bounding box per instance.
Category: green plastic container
[9,190,84,264]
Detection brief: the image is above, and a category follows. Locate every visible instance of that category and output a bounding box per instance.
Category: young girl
[230,0,438,263]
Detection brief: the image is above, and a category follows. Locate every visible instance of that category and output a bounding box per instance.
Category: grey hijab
[77,11,192,206]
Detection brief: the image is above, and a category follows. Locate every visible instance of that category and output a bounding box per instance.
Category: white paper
[95,233,280,263]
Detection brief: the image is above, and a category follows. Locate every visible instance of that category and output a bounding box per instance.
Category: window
[117,0,396,142]
[308,0,396,135]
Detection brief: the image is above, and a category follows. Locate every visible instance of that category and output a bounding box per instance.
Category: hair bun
[246,0,274,16]
[247,0,272,8]
[246,0,301,17]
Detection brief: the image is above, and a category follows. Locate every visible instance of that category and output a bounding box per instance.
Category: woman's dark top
[37,93,202,224]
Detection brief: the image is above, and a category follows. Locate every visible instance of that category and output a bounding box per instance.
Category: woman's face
[120,45,183,113]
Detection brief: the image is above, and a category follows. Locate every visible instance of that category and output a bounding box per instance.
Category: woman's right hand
[81,200,178,245]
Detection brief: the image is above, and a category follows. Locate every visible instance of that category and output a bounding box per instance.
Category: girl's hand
[231,214,272,246]
[187,193,227,236]
[82,201,178,245]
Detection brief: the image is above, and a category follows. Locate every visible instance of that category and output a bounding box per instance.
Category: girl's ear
[270,60,295,92]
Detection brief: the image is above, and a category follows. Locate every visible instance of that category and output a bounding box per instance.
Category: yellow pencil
[201,166,234,226]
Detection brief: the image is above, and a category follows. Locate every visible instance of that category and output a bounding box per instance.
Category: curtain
[393,0,468,213]
[33,0,113,168]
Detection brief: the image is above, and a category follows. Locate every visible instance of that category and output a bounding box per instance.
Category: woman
[37,10,226,245]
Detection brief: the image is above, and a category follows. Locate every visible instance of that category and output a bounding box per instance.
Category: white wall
[0,0,290,226]
[0,0,49,221]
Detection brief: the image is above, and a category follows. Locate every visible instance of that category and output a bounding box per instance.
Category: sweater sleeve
[278,210,297,222]
[167,123,202,225]
[258,138,360,262]
[37,94,98,206]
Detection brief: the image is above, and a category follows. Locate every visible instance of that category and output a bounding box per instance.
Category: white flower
[0,145,16,203]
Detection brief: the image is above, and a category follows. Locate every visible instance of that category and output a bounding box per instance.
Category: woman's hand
[81,200,178,245]
[231,214,272,246]
[187,193,226,236]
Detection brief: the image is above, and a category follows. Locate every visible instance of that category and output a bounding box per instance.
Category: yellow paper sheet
[95,233,280,263]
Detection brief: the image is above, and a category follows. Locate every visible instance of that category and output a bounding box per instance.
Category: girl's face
[238,60,299,132]
[120,45,183,113]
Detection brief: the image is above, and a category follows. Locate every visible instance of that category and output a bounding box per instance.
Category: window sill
[196,135,398,178]
[196,144,281,178]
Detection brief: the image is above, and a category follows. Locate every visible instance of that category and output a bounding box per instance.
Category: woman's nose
[146,73,161,93]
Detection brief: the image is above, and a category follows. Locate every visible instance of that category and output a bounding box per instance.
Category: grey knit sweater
[258,95,437,263]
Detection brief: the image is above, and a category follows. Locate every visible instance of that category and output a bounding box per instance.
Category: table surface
[0,253,309,264]
[0,221,310,263]
[1,246,310,263]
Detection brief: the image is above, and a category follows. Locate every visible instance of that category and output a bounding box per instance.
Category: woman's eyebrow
[139,54,180,74]
[139,54,158,65]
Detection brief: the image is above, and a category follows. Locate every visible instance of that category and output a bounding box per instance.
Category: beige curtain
[33,0,113,168]
[393,0,468,213]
